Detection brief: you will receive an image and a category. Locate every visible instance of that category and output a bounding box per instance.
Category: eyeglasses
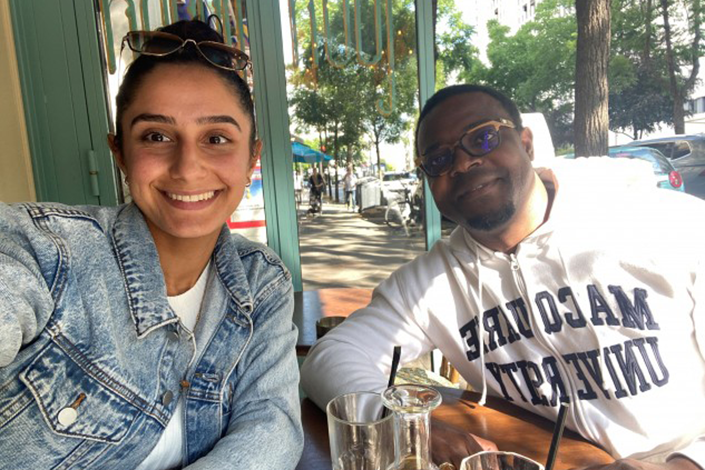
[121,31,251,72]
[418,118,516,177]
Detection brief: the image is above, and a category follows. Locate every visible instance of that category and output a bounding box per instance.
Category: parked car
[629,135,705,199]
[382,171,417,192]
[381,171,419,205]
[561,146,685,192]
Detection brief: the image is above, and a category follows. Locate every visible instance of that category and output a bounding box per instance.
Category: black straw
[381,345,402,419]
[387,345,402,388]
[545,401,569,470]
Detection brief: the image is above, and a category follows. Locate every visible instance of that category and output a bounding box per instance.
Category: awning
[292,141,332,164]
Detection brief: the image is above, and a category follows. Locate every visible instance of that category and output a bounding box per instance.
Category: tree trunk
[375,138,382,179]
[641,0,653,63]
[574,0,611,157]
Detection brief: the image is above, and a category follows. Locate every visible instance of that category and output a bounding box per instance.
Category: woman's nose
[170,142,207,180]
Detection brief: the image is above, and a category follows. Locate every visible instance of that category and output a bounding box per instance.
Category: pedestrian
[294,169,303,207]
[0,18,302,469]
[343,164,357,211]
[308,166,325,214]
[301,84,705,470]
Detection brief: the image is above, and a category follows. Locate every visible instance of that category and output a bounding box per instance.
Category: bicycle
[384,183,422,236]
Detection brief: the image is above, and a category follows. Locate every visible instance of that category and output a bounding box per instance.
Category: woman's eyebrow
[130,113,175,127]
[195,115,242,131]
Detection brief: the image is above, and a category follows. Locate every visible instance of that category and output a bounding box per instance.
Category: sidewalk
[296,196,463,390]
[297,198,426,290]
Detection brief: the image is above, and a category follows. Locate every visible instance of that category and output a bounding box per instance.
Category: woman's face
[109,63,259,245]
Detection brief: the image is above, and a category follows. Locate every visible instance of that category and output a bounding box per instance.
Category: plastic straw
[381,345,402,419]
[545,401,569,470]
[387,345,402,388]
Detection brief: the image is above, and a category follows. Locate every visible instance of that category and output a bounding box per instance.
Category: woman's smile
[161,189,222,210]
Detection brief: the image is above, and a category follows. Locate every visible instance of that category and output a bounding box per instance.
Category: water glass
[327,391,395,470]
[460,451,545,470]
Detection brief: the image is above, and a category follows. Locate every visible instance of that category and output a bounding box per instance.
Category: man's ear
[520,127,534,161]
[107,134,127,174]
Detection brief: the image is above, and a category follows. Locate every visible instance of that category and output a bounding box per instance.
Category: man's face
[417,92,535,234]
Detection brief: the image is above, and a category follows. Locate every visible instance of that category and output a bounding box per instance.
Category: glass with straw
[459,401,569,470]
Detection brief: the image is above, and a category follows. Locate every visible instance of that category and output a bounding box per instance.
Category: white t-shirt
[135,263,211,470]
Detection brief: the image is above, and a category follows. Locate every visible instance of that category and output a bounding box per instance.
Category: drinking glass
[381,384,442,470]
[460,451,545,470]
[327,391,395,470]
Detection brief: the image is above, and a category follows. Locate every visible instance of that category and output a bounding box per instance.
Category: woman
[0,19,302,469]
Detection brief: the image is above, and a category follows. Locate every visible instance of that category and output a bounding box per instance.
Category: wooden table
[293,288,372,355]
[296,387,613,470]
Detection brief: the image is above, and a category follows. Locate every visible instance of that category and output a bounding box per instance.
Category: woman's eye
[143,132,170,143]
[208,135,231,145]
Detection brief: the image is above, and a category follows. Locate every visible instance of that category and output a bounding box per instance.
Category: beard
[465,202,516,231]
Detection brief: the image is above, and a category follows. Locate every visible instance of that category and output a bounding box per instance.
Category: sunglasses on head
[418,118,516,177]
[121,30,251,72]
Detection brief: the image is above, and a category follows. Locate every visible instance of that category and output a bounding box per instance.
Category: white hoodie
[301,157,705,465]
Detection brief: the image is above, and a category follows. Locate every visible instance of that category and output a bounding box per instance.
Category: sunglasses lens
[462,126,500,156]
[423,150,454,177]
[200,42,250,71]
[127,32,182,55]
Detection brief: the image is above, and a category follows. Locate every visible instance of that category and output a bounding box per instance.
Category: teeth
[166,191,216,202]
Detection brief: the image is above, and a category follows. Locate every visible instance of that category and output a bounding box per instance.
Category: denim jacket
[0,202,303,469]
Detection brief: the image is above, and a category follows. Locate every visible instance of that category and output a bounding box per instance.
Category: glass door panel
[280,0,427,289]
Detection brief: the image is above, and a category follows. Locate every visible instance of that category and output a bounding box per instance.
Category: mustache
[455,167,507,187]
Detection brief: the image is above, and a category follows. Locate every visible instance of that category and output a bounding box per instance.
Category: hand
[431,419,498,469]
[576,457,700,470]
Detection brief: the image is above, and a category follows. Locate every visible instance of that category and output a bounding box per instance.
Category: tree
[463,0,577,147]
[574,0,611,157]
[288,0,475,179]
[608,0,672,139]
[433,0,480,87]
[660,0,702,134]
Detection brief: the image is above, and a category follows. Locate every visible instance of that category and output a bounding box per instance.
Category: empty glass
[460,451,545,470]
[327,391,395,470]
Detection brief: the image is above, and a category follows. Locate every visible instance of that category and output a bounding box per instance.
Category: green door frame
[247,0,303,291]
[415,0,442,251]
[10,0,118,206]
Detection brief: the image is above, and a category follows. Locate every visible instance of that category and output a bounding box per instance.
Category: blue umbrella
[292,141,332,164]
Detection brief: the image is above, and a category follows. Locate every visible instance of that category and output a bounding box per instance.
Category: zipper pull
[509,253,520,271]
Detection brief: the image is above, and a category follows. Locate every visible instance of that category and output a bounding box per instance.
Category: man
[308,166,325,214]
[343,164,357,211]
[301,84,705,470]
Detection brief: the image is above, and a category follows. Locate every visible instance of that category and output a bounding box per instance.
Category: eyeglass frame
[120,30,252,73]
[417,118,516,177]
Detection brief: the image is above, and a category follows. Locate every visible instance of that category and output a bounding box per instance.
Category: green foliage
[463,0,576,146]
[434,0,479,88]
[288,0,478,168]
[607,0,697,137]
[452,0,700,145]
